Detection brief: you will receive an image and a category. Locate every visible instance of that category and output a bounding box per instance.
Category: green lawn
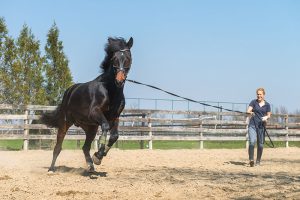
[0,140,299,150]
[0,140,23,150]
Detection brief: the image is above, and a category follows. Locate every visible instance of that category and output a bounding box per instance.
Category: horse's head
[111,38,133,87]
[100,37,134,87]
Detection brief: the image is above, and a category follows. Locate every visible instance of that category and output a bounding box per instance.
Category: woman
[247,88,271,167]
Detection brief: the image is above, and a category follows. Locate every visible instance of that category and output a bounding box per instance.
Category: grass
[114,140,300,149]
[0,140,23,151]
[204,141,246,149]
[0,140,299,150]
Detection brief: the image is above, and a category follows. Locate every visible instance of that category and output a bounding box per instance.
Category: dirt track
[0,148,299,200]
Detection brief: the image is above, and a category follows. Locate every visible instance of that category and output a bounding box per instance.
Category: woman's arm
[246,106,254,115]
[262,112,271,121]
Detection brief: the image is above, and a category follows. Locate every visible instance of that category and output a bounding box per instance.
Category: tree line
[0,17,73,106]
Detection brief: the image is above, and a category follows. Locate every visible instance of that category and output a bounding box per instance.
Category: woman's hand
[262,116,268,121]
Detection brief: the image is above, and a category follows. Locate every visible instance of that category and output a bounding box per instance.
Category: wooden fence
[0,104,300,150]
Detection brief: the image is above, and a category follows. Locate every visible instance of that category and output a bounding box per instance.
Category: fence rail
[0,104,300,150]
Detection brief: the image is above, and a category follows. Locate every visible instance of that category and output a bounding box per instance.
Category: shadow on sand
[225,161,248,166]
[44,165,107,179]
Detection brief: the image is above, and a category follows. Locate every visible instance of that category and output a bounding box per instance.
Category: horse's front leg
[104,119,120,155]
[92,122,109,165]
[92,119,119,165]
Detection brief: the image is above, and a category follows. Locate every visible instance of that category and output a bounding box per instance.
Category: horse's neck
[96,70,124,96]
[95,69,113,83]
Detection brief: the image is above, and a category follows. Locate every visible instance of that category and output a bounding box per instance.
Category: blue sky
[1,0,300,112]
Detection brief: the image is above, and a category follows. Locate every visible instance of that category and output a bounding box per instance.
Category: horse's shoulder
[84,80,105,91]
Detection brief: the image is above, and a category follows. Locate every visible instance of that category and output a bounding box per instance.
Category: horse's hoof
[88,169,96,174]
[92,153,102,165]
[47,169,55,174]
[48,167,55,173]
[87,164,95,173]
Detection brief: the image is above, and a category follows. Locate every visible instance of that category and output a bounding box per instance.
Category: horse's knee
[82,144,91,153]
[108,132,119,147]
[101,122,110,131]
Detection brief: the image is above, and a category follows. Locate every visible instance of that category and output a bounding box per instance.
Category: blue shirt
[248,99,271,128]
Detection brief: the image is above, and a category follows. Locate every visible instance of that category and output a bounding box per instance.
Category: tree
[44,23,73,105]
[15,24,46,105]
[0,17,17,104]
[0,17,8,103]
[273,105,288,124]
[293,109,300,123]
[1,20,72,106]
[0,37,19,104]
[0,17,7,59]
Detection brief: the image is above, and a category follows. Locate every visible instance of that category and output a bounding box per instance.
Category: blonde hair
[256,87,265,95]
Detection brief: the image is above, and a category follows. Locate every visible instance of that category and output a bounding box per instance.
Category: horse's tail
[41,84,78,128]
[40,103,64,128]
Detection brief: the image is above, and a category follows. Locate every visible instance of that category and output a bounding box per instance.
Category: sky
[1,0,300,112]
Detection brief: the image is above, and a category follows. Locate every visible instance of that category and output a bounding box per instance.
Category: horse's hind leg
[48,122,72,172]
[81,125,98,173]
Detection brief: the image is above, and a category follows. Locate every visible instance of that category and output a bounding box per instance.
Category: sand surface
[0,148,299,200]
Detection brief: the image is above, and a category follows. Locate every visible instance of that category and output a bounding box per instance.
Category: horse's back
[68,81,108,107]
[62,81,109,122]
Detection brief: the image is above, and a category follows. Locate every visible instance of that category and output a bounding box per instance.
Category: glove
[262,116,268,121]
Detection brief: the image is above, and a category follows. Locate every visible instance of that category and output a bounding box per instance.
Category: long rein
[126,79,275,148]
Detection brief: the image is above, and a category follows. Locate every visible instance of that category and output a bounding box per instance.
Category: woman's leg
[248,126,257,166]
[256,128,264,164]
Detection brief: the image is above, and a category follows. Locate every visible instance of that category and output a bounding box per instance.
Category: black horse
[41,37,133,173]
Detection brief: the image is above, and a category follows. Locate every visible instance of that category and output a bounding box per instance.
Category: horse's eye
[113,59,119,67]
[124,60,131,67]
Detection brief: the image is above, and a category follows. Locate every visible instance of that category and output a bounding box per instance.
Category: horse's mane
[100,37,128,72]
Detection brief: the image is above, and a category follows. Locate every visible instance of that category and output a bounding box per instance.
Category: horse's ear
[108,37,113,44]
[127,37,133,49]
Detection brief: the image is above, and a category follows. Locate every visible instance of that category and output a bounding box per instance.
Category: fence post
[219,106,223,129]
[199,115,203,149]
[245,116,249,150]
[77,140,81,149]
[23,109,29,151]
[200,124,203,150]
[148,116,152,150]
[140,114,145,149]
[285,115,289,148]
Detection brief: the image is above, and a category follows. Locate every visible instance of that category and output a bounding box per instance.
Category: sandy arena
[0,148,299,200]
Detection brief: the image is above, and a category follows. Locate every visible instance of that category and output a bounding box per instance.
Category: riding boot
[257,146,263,163]
[248,145,254,161]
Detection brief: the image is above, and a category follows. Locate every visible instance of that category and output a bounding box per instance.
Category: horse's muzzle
[115,71,126,87]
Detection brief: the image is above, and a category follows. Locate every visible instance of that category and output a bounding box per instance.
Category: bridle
[113,49,130,70]
[112,49,131,87]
